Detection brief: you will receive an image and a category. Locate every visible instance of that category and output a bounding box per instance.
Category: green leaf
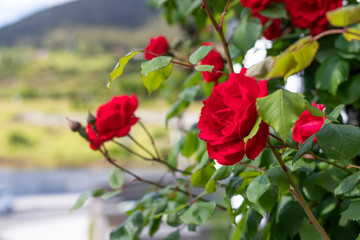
[265,166,290,193]
[179,202,216,225]
[343,28,360,42]
[166,85,200,126]
[293,134,315,163]
[284,37,319,79]
[142,62,173,94]
[191,164,216,188]
[189,45,213,64]
[205,180,216,194]
[205,165,233,194]
[266,52,296,79]
[304,101,325,117]
[181,125,199,157]
[226,176,244,196]
[71,188,106,211]
[198,151,212,169]
[256,89,306,141]
[315,53,350,95]
[243,209,263,239]
[163,230,180,240]
[194,65,214,72]
[247,174,271,203]
[101,190,122,200]
[317,124,360,160]
[259,3,287,19]
[299,219,323,240]
[109,168,125,189]
[141,56,172,75]
[110,210,143,240]
[334,171,360,195]
[183,71,202,88]
[167,137,185,168]
[210,165,233,181]
[109,50,143,90]
[258,186,279,211]
[326,5,360,27]
[276,196,305,238]
[341,199,360,221]
[233,16,262,52]
[245,57,274,79]
[338,74,360,104]
[243,116,262,143]
[324,104,345,125]
[149,198,168,236]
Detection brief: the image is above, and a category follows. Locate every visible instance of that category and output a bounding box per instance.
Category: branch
[267,138,330,240]
[220,0,231,29]
[99,149,226,210]
[201,0,234,74]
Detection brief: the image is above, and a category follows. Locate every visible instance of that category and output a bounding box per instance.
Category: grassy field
[0,97,202,169]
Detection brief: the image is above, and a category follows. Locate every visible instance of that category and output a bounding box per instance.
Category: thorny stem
[267,138,330,240]
[98,148,226,210]
[128,134,155,159]
[269,133,350,173]
[145,51,228,76]
[138,120,160,159]
[308,152,351,174]
[220,0,231,29]
[313,28,360,41]
[238,162,266,172]
[112,140,191,175]
[201,0,234,74]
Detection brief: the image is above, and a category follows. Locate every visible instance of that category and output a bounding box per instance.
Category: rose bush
[86,95,138,150]
[199,43,224,84]
[292,103,325,143]
[197,70,269,165]
[144,35,168,60]
[70,1,360,239]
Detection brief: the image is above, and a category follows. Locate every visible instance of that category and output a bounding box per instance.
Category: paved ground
[0,194,90,240]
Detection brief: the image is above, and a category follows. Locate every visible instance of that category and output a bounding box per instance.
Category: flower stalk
[201,0,234,74]
[267,138,330,240]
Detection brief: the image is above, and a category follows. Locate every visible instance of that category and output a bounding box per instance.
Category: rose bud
[67,118,82,132]
[87,112,96,125]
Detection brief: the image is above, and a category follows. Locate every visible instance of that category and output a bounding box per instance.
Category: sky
[0,0,76,28]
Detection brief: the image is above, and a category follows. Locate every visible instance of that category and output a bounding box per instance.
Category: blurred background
[0,0,212,239]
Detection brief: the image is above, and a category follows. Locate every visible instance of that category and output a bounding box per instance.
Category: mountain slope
[0,0,160,47]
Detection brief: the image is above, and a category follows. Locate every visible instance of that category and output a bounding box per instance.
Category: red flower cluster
[144,36,169,60]
[87,95,139,150]
[241,0,342,37]
[292,103,326,143]
[286,0,342,35]
[252,11,282,40]
[199,43,224,84]
[197,70,269,165]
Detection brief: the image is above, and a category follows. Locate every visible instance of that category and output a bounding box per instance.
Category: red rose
[240,0,272,11]
[87,95,139,150]
[144,36,169,60]
[199,43,224,84]
[197,70,269,165]
[285,0,342,35]
[252,11,282,40]
[292,103,326,143]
